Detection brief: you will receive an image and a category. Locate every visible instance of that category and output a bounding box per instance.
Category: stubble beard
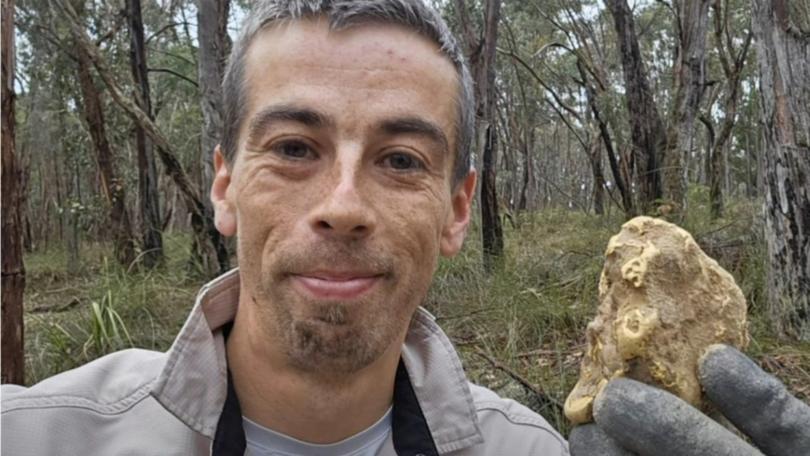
[255,243,425,375]
[287,300,387,374]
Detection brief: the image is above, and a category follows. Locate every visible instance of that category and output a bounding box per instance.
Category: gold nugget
[564,216,749,425]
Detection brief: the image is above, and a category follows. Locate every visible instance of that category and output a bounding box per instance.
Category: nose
[308,161,376,240]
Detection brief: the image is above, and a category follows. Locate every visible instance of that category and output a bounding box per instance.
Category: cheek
[233,172,312,268]
[381,190,449,272]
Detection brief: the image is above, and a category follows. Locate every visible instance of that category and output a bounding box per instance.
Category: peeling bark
[753,0,810,340]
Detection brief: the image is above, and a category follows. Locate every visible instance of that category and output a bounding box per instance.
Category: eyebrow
[379,116,449,152]
[245,105,449,153]
[245,104,334,145]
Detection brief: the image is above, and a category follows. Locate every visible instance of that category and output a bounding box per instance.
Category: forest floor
[21,191,810,437]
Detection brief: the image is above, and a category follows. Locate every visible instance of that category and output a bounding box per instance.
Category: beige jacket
[2,269,568,455]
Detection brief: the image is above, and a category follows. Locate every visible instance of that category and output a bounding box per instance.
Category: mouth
[290,271,384,300]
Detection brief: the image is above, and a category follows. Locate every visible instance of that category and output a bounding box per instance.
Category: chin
[285,317,389,374]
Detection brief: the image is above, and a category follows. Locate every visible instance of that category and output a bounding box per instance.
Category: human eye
[380,151,425,171]
[271,140,317,161]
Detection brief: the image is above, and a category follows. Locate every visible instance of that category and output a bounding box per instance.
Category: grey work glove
[568,344,810,456]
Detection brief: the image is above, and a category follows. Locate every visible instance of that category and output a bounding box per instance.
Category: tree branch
[474,347,565,413]
[95,10,126,47]
[148,47,195,66]
[147,67,198,87]
[498,47,582,122]
[146,21,185,44]
[31,24,78,62]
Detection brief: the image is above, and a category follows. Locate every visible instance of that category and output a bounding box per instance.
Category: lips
[290,272,383,300]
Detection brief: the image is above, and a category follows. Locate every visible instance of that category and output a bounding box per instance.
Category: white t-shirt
[243,407,393,456]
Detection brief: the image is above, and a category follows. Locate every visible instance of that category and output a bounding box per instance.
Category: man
[2,1,808,455]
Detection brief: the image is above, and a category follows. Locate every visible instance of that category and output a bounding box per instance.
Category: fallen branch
[474,346,564,412]
[513,348,557,359]
[42,286,83,295]
[30,297,81,314]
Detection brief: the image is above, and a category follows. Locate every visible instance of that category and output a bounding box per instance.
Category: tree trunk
[605,0,665,213]
[195,0,232,275]
[456,0,504,270]
[588,130,606,215]
[197,0,230,192]
[52,130,65,246]
[580,60,633,216]
[66,160,81,273]
[662,0,712,214]
[74,22,137,266]
[708,0,754,219]
[518,130,535,212]
[128,0,163,268]
[752,0,810,340]
[2,0,25,385]
[479,0,503,269]
[480,123,503,268]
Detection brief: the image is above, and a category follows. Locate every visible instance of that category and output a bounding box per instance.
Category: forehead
[239,18,460,142]
[245,17,458,84]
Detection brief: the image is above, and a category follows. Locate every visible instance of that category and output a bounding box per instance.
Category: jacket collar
[150,269,483,454]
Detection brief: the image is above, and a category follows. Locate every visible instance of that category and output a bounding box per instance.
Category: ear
[211,145,237,237]
[440,170,476,257]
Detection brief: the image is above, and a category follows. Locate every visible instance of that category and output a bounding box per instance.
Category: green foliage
[23,234,199,384]
[83,260,134,356]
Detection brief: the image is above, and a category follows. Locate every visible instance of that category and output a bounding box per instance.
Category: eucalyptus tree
[605,0,666,213]
[752,0,810,341]
[2,0,25,384]
[196,0,232,275]
[661,0,712,215]
[701,0,753,218]
[73,0,138,267]
[604,0,715,217]
[455,0,505,270]
[128,0,163,268]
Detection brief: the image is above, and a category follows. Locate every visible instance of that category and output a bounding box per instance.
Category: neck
[226,298,403,444]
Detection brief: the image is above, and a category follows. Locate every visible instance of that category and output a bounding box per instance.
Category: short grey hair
[221,0,475,186]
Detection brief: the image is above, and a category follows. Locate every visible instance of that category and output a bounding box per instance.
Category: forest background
[2,0,809,436]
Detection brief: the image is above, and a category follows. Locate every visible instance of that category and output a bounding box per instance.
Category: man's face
[212,19,475,373]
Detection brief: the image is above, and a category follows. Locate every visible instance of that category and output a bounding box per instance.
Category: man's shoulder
[466,382,569,455]
[1,349,213,455]
[1,347,166,415]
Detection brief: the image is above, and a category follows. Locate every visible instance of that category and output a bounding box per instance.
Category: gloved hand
[568,344,810,456]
